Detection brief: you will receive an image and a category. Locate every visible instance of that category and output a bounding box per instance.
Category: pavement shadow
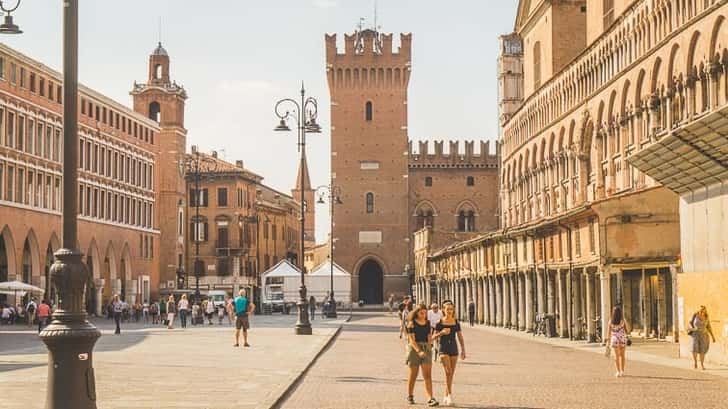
[450,405,543,409]
[335,375,399,384]
[623,374,712,382]
[459,361,505,367]
[0,331,149,356]
[0,362,45,373]
[344,324,399,333]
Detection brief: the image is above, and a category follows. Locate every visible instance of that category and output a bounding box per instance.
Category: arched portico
[356,257,385,305]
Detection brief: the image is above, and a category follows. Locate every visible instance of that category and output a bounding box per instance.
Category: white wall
[680,181,728,273]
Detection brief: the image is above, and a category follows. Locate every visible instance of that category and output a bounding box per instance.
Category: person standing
[112,295,123,335]
[36,300,51,333]
[205,298,215,325]
[225,297,235,325]
[166,295,176,329]
[427,303,444,363]
[388,293,395,315]
[159,298,167,325]
[150,300,159,325]
[399,296,412,339]
[467,299,476,327]
[233,289,255,347]
[143,300,150,324]
[178,294,190,329]
[309,295,316,321]
[217,300,225,325]
[689,305,716,370]
[606,306,629,377]
[435,301,466,406]
[405,303,438,407]
[25,298,37,328]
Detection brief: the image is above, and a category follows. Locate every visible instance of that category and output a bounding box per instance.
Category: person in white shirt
[25,298,37,327]
[427,303,444,363]
[178,294,190,328]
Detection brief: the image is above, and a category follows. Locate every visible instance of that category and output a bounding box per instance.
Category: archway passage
[0,234,8,305]
[358,259,383,305]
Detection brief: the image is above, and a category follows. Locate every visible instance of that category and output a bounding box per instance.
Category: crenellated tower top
[325,30,412,92]
[408,140,501,169]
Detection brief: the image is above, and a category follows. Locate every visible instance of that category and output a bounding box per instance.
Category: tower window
[457,210,476,232]
[366,192,374,214]
[149,101,160,122]
[425,176,432,187]
[466,176,475,186]
[154,64,162,79]
[365,101,373,121]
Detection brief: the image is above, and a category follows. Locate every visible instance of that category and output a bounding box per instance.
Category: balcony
[215,240,247,257]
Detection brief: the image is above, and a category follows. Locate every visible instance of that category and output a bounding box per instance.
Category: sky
[2,0,517,244]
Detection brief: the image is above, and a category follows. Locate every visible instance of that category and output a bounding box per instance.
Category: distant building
[0,41,187,312]
[325,27,501,304]
[183,147,302,300]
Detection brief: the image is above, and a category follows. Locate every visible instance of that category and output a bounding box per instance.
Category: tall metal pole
[40,1,101,408]
[194,155,201,300]
[295,85,312,335]
[327,184,337,318]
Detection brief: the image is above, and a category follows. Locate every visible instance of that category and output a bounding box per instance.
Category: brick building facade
[416,0,728,364]
[326,29,501,304]
[183,147,302,299]
[0,42,183,312]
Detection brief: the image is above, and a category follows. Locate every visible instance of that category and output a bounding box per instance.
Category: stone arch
[103,242,118,304]
[0,226,16,304]
[558,127,566,152]
[667,43,682,87]
[709,15,725,63]
[148,101,161,122]
[355,255,386,305]
[21,229,41,287]
[620,80,631,116]
[85,240,101,315]
[650,56,663,93]
[635,68,647,107]
[539,138,546,164]
[548,132,556,158]
[531,142,539,169]
[568,119,576,148]
[43,233,60,300]
[524,148,531,171]
[413,199,439,216]
[120,242,132,301]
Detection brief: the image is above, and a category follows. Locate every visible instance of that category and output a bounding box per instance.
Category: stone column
[477,278,484,324]
[547,270,556,314]
[518,272,526,331]
[496,276,503,327]
[586,270,596,342]
[94,278,105,317]
[536,268,545,315]
[558,270,568,338]
[510,272,518,329]
[525,270,534,332]
[600,269,610,344]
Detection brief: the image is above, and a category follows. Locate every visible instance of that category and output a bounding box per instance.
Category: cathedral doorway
[358,259,383,305]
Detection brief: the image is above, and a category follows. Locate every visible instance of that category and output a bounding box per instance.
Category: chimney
[235,160,244,169]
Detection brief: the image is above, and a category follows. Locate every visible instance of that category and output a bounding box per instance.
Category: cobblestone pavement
[0,313,345,409]
[281,313,728,409]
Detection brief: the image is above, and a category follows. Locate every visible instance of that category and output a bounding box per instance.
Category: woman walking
[434,301,466,406]
[178,294,190,329]
[606,306,629,377]
[205,298,215,325]
[405,303,439,407]
[165,295,176,329]
[689,305,716,370]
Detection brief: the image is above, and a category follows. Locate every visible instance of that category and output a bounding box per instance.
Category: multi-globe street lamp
[184,150,220,301]
[1,2,101,408]
[273,83,321,335]
[315,184,342,318]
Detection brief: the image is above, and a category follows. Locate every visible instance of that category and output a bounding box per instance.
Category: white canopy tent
[261,259,303,303]
[308,261,352,304]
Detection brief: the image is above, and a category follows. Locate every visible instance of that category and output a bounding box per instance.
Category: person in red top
[36,300,51,333]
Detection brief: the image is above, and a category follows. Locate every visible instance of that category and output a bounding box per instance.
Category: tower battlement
[326,31,412,91]
[408,140,500,168]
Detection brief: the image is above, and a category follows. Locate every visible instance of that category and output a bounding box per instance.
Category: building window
[574,224,581,256]
[19,67,25,88]
[39,78,44,96]
[588,219,596,253]
[366,192,374,214]
[191,221,208,242]
[217,187,228,207]
[603,0,614,28]
[533,41,541,90]
[9,62,16,85]
[190,188,208,207]
[0,57,4,79]
[425,176,432,187]
[218,258,230,276]
[149,101,160,122]
[365,101,373,121]
[466,176,474,186]
[416,209,434,229]
[457,210,475,232]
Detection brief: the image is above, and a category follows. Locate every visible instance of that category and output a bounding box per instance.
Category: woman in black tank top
[433,301,466,406]
[405,303,439,407]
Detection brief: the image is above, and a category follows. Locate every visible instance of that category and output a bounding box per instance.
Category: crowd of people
[0,297,53,333]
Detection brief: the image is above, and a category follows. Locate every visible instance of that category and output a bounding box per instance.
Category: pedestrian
[150,300,159,324]
[166,295,176,329]
[192,302,200,326]
[388,293,395,315]
[689,305,716,370]
[606,306,629,377]
[399,297,413,340]
[205,298,215,325]
[233,289,255,347]
[309,295,316,321]
[434,301,466,406]
[143,300,150,324]
[467,299,476,327]
[217,300,225,325]
[25,297,37,327]
[159,298,167,325]
[112,294,123,335]
[405,303,438,407]
[178,294,190,329]
[427,303,443,363]
[225,298,235,325]
[106,303,113,320]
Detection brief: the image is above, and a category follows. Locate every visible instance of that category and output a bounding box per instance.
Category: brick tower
[326,29,412,304]
[291,151,316,248]
[131,42,188,293]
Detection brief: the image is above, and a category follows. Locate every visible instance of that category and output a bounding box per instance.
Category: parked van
[206,290,228,308]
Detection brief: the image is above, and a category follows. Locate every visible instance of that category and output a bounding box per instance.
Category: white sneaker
[615,371,620,378]
[443,395,451,406]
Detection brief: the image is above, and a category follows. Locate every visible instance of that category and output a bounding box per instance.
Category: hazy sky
[3,0,517,243]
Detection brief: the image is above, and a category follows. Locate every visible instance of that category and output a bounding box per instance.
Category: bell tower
[326,28,412,303]
[131,42,188,291]
[291,151,316,247]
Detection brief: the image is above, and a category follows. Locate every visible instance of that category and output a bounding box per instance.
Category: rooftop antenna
[158,16,162,44]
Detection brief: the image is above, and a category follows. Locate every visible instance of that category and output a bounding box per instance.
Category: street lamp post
[1,2,102,408]
[315,184,342,319]
[274,83,321,335]
[184,150,218,301]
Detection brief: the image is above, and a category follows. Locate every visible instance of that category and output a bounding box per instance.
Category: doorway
[358,259,383,304]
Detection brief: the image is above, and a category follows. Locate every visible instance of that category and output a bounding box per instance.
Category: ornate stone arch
[21,228,41,286]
